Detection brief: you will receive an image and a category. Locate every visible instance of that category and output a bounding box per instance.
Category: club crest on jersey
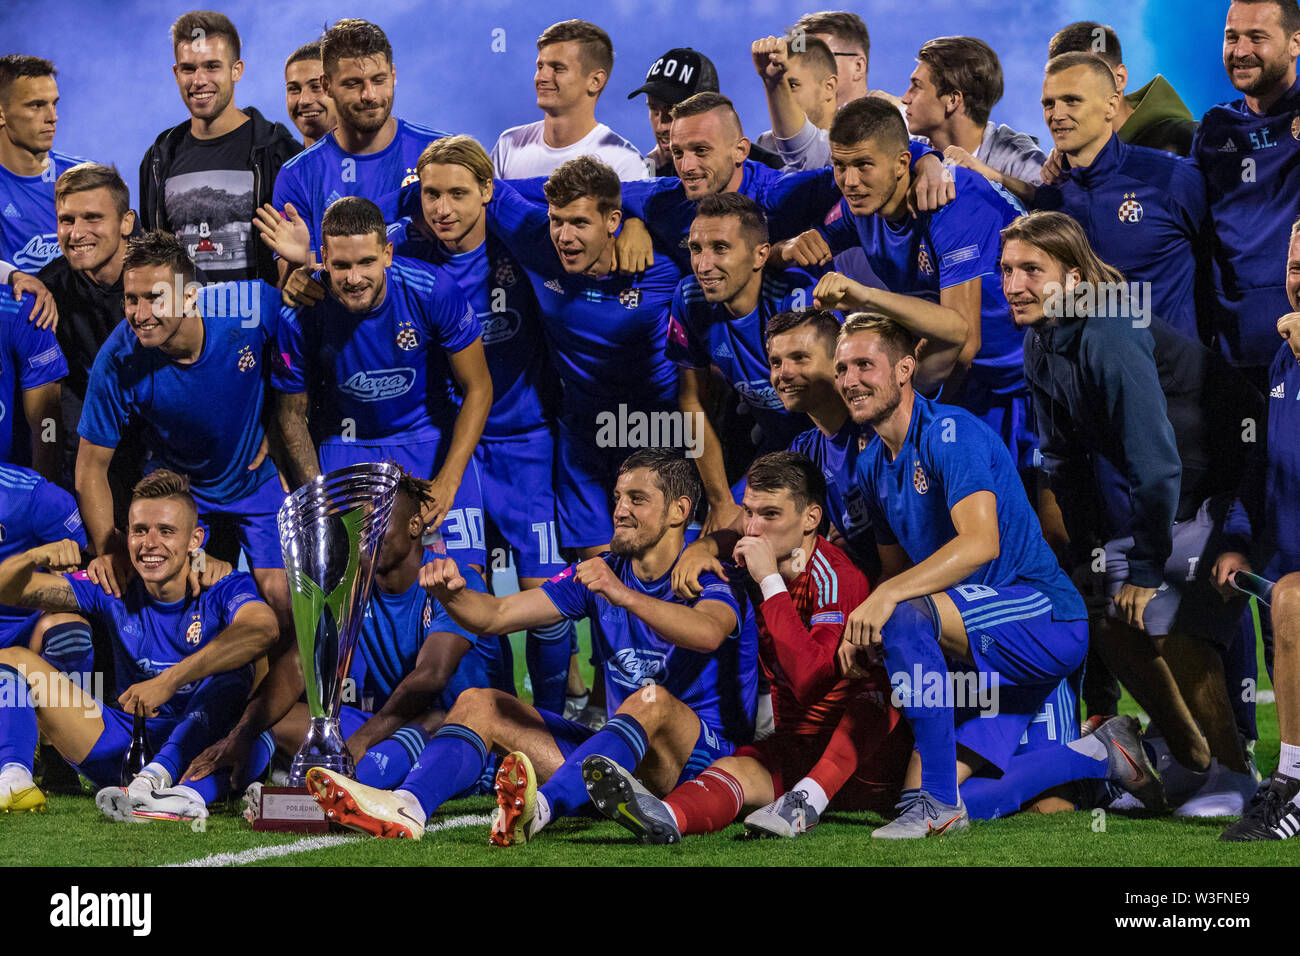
[618,288,642,309]
[395,321,420,351]
[493,261,517,287]
[401,167,418,188]
[236,344,256,372]
[912,463,929,494]
[1118,193,1143,223]
[185,615,203,646]
[917,243,935,277]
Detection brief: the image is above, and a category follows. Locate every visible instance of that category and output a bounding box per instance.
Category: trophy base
[252,786,331,834]
[286,716,356,788]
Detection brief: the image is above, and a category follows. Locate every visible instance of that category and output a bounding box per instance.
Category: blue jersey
[1193,78,1300,369]
[348,577,478,712]
[819,166,1027,394]
[0,464,85,648]
[1033,134,1207,340]
[389,220,557,438]
[541,552,759,745]
[272,119,449,251]
[78,281,280,505]
[0,149,85,271]
[856,393,1086,621]
[788,419,876,568]
[667,268,816,450]
[272,257,480,453]
[64,571,263,720]
[0,288,66,465]
[486,180,681,414]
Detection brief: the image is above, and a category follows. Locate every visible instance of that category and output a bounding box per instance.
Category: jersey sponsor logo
[236,344,256,372]
[811,611,844,625]
[912,463,929,494]
[493,260,517,287]
[610,647,668,685]
[480,307,520,345]
[395,322,420,351]
[185,615,203,646]
[940,244,980,270]
[1,202,18,218]
[340,367,417,401]
[12,233,60,270]
[1117,193,1143,223]
[917,242,935,278]
[1271,381,1285,399]
[618,288,642,309]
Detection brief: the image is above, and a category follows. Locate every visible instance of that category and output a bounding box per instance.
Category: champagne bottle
[1230,570,1276,607]
[120,704,153,786]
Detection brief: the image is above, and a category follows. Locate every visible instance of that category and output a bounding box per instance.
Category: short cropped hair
[790,10,870,61]
[417,135,494,187]
[746,450,826,514]
[670,91,744,137]
[1048,21,1122,68]
[537,19,614,76]
[123,230,194,284]
[131,469,198,517]
[286,41,323,70]
[619,448,702,516]
[694,192,769,248]
[1233,0,1300,38]
[918,36,1004,127]
[789,36,837,83]
[829,96,908,153]
[838,313,918,366]
[0,55,55,104]
[321,196,387,245]
[171,10,241,61]
[321,18,392,75]
[1044,51,1117,92]
[765,309,841,357]
[544,156,621,216]
[55,163,130,219]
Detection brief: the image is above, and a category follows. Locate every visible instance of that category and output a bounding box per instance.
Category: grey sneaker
[871,789,969,839]
[743,789,819,838]
[582,755,680,844]
[1091,715,1165,811]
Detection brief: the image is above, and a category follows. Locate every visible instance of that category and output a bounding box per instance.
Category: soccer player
[1194,0,1300,387]
[139,11,300,284]
[771,98,1032,472]
[0,275,64,480]
[1215,215,1300,839]
[270,197,492,571]
[283,42,336,147]
[491,20,645,181]
[834,315,1105,837]
[902,36,1047,188]
[0,55,84,274]
[584,451,912,842]
[752,35,839,171]
[1005,211,1261,816]
[1047,21,1199,156]
[303,450,758,843]
[0,470,278,818]
[271,19,448,262]
[791,10,871,108]
[630,47,782,177]
[385,134,573,715]
[75,231,289,619]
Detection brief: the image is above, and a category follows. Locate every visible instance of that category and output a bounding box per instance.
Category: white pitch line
[166,813,494,868]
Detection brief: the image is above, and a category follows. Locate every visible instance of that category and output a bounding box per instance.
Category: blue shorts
[320,438,486,568]
[193,473,286,570]
[554,414,626,550]
[538,708,734,788]
[476,427,566,578]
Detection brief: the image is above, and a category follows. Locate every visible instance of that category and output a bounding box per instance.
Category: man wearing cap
[633,48,783,177]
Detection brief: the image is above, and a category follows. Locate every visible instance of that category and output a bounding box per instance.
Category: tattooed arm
[0,540,84,611]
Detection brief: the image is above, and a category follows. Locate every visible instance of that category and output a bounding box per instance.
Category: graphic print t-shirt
[163,122,256,282]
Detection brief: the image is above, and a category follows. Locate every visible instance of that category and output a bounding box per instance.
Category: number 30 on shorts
[441,508,485,551]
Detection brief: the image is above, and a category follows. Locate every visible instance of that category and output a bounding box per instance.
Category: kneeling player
[584,451,912,842]
[303,450,758,843]
[0,471,278,818]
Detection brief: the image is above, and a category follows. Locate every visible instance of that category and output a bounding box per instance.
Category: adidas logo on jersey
[2,202,18,218]
[544,278,564,294]
[711,341,734,360]
[1219,139,1238,152]
[1272,382,1286,399]
[326,190,343,207]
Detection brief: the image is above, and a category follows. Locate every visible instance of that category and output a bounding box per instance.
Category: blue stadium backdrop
[1,0,1235,212]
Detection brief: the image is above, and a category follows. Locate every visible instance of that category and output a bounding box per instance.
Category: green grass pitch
[1,625,1291,867]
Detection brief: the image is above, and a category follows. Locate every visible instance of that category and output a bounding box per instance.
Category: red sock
[664,768,745,834]
[805,708,868,797]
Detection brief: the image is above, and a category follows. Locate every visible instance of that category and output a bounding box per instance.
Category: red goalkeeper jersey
[756,536,891,735]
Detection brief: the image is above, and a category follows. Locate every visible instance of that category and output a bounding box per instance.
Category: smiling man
[139,11,300,284]
[283,42,336,148]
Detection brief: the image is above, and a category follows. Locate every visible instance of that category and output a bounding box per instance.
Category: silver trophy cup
[278,462,402,786]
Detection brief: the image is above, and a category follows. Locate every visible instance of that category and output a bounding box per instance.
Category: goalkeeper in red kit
[582,451,912,841]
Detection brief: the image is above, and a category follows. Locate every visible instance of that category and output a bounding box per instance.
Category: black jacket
[35,255,124,400]
[138,106,301,284]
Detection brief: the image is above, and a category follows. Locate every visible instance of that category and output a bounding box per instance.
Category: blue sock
[882,600,958,806]
[539,713,648,819]
[400,723,488,818]
[961,747,1107,820]
[526,619,574,713]
[187,731,276,803]
[37,620,94,676]
[0,664,38,773]
[356,724,429,789]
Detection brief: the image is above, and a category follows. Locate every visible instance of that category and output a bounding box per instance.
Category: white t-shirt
[491,120,648,180]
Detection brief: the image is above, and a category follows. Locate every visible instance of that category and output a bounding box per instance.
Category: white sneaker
[1174,759,1259,818]
[242,781,264,824]
[130,783,208,822]
[95,772,160,822]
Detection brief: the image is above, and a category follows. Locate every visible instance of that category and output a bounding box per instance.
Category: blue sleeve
[922,415,999,512]
[758,168,842,241]
[814,198,862,255]
[694,569,742,637]
[30,480,85,548]
[423,595,476,645]
[486,179,558,276]
[539,564,595,621]
[255,282,282,341]
[63,571,110,620]
[504,177,549,205]
[665,279,708,368]
[908,139,942,167]
[77,348,129,449]
[272,163,319,253]
[211,573,266,628]
[426,270,481,354]
[9,305,67,389]
[928,192,1003,290]
[271,305,307,394]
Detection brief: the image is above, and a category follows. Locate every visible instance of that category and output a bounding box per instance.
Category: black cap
[628,48,719,105]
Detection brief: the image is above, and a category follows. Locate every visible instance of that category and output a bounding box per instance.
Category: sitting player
[584,451,912,842]
[302,449,758,843]
[0,470,278,819]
